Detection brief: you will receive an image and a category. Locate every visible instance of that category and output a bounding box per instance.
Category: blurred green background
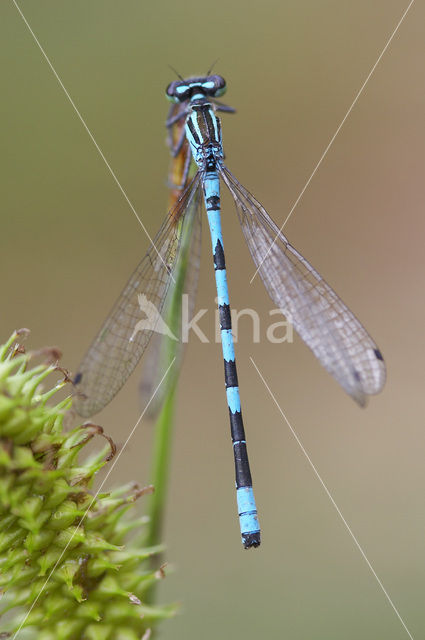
[1,1,424,638]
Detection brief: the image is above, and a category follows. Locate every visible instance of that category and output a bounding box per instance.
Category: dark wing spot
[73,372,83,386]
[353,369,362,383]
[374,348,384,362]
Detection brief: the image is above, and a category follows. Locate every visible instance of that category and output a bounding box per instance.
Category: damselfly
[74,74,386,549]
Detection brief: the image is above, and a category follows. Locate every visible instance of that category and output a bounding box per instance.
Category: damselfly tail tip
[242,532,261,549]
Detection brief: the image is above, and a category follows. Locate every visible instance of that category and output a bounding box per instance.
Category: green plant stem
[143,182,197,605]
[146,383,177,552]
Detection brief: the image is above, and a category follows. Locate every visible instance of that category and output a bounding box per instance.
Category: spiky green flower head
[0,330,175,640]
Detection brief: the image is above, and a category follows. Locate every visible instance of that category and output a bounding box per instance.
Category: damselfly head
[166,75,226,103]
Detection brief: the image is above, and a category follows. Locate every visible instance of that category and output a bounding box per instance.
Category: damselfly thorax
[185,103,224,171]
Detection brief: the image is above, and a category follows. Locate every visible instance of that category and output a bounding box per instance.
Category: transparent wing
[139,188,202,418]
[73,174,202,417]
[222,167,386,405]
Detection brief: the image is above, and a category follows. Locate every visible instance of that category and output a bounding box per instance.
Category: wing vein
[74,174,202,416]
[221,166,386,405]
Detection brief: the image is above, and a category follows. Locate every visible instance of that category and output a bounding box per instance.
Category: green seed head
[0,331,174,639]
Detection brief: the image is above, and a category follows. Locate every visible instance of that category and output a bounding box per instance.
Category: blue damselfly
[74,75,386,548]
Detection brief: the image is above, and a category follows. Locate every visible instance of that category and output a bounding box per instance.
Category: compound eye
[210,75,226,97]
[165,81,178,102]
[166,81,190,103]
